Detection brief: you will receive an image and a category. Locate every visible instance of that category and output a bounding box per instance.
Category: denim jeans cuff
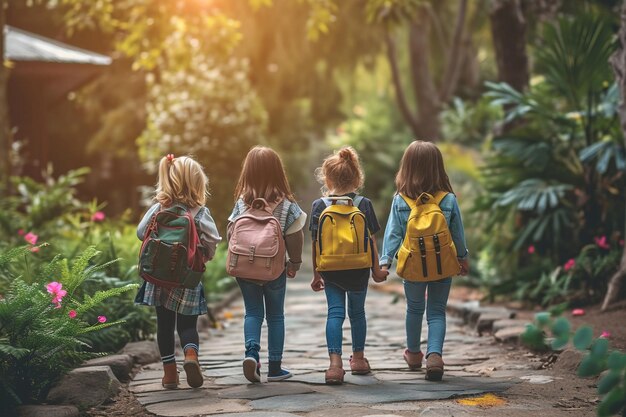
[351,347,365,353]
[328,349,342,355]
[268,354,283,362]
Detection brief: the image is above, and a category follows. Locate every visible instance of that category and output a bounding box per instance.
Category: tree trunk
[603,1,626,311]
[408,11,441,141]
[489,0,529,92]
[0,0,10,190]
[384,26,421,139]
[439,0,468,103]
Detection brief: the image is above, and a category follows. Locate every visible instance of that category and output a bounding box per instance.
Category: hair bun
[338,147,355,162]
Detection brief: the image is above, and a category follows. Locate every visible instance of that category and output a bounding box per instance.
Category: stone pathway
[128,269,563,417]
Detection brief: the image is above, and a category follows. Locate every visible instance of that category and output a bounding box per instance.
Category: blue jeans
[404,277,452,357]
[324,282,367,355]
[236,272,287,362]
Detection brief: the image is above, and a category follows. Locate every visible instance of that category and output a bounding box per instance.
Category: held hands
[372,265,389,283]
[310,272,325,292]
[458,258,469,276]
[286,260,301,279]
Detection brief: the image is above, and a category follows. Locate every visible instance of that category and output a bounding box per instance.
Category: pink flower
[68,310,77,319]
[97,316,107,323]
[594,236,610,250]
[30,246,40,253]
[24,232,38,245]
[91,211,106,222]
[46,282,67,305]
[572,308,585,317]
[564,259,576,272]
[600,331,611,339]
[527,245,536,254]
[17,229,25,236]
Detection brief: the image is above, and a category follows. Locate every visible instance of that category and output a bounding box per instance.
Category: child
[228,146,306,383]
[309,147,389,385]
[136,154,222,389]
[379,140,469,381]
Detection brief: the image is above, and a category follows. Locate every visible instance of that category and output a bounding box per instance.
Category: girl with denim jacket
[379,141,469,381]
[310,147,389,385]
[228,146,306,383]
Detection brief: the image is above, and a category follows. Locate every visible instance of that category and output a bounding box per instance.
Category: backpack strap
[353,195,364,208]
[432,191,450,205]
[399,193,418,211]
[399,192,449,208]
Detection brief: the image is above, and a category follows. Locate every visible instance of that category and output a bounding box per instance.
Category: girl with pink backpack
[227,146,306,383]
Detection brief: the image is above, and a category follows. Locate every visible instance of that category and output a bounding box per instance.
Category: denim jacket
[379,193,469,267]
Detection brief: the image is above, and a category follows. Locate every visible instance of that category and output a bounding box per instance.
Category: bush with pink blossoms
[0,246,138,411]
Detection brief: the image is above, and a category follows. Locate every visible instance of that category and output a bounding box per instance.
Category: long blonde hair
[395,140,453,199]
[316,146,364,196]
[234,146,295,205]
[156,155,208,208]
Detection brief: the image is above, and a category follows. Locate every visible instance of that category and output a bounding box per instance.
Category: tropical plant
[522,312,626,417]
[476,15,626,302]
[0,246,138,411]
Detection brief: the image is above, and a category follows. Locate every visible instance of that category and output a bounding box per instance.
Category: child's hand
[311,274,325,292]
[458,258,469,276]
[372,268,389,283]
[286,260,300,279]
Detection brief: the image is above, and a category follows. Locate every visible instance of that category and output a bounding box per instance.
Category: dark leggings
[156,306,199,362]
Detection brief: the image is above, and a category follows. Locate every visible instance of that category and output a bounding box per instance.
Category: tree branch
[384,25,420,138]
[439,0,468,102]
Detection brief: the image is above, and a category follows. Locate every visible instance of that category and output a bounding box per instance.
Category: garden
[1,0,626,416]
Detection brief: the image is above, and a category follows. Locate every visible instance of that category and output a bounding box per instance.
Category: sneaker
[267,368,293,382]
[243,357,261,383]
[403,349,424,371]
[425,353,444,381]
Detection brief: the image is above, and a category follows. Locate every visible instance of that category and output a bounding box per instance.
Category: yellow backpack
[396,192,460,282]
[315,196,373,272]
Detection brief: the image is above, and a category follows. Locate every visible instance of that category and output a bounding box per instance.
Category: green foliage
[522,313,626,417]
[477,14,625,304]
[441,97,503,147]
[0,247,137,410]
[203,245,236,304]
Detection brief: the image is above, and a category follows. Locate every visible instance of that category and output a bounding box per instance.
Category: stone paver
[128,266,549,416]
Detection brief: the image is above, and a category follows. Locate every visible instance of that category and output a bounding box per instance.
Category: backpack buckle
[249,246,256,262]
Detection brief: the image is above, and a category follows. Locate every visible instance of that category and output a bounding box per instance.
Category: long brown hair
[234,146,295,205]
[395,140,453,199]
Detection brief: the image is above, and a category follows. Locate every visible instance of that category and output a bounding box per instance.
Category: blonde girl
[379,141,469,381]
[228,146,306,383]
[310,147,388,385]
[136,154,222,389]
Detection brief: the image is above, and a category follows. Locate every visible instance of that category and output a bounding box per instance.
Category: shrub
[0,246,138,412]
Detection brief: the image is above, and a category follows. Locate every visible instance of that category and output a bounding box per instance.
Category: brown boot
[162,362,179,389]
[183,349,204,388]
[403,349,424,370]
[425,353,444,381]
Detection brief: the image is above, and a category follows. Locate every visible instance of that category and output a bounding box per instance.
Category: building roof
[5,25,111,66]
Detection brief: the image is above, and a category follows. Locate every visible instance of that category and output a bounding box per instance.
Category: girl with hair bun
[309,146,388,385]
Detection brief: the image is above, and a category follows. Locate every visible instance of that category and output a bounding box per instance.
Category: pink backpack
[226,198,286,281]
